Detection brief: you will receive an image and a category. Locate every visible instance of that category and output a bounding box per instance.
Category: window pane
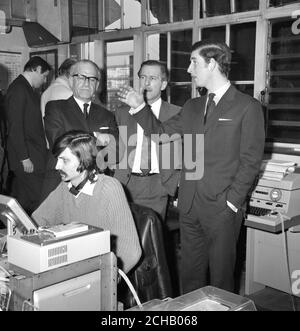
[267,19,300,143]
[267,126,300,143]
[149,0,170,24]
[202,26,226,42]
[124,0,141,29]
[269,92,300,105]
[234,84,254,97]
[105,0,141,30]
[171,30,193,83]
[269,108,300,121]
[173,0,193,22]
[230,22,256,81]
[105,0,121,30]
[170,85,192,107]
[269,0,300,7]
[146,30,192,106]
[106,40,134,111]
[205,0,230,17]
[71,0,98,36]
[147,34,167,60]
[235,0,259,12]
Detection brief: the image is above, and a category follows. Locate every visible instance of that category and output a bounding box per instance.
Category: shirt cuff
[227,200,238,213]
[129,102,146,115]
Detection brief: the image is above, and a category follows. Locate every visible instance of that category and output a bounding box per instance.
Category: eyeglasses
[72,73,99,84]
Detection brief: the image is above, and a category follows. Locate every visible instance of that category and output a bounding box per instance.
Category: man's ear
[35,65,42,74]
[208,58,217,72]
[68,75,74,88]
[161,80,168,91]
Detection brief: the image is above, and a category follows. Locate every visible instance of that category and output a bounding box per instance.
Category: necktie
[83,103,89,119]
[69,176,90,196]
[140,134,151,175]
[204,93,216,125]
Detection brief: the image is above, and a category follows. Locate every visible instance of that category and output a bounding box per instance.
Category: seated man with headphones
[32,130,141,274]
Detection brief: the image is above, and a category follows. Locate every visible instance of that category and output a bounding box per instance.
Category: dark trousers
[180,192,243,294]
[125,174,169,221]
[11,170,45,215]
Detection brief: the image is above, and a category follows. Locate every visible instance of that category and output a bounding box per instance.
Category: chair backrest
[119,203,173,309]
[0,283,11,311]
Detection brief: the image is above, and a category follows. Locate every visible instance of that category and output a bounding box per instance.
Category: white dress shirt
[74,97,91,115]
[131,98,161,174]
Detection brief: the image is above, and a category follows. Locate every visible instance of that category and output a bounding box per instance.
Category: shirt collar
[67,175,98,198]
[73,97,92,113]
[149,98,162,118]
[209,81,231,105]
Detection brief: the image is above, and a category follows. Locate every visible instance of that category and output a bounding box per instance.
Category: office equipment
[0,194,38,235]
[245,172,300,233]
[127,286,256,311]
[7,225,110,273]
[245,160,300,297]
[0,194,110,273]
[9,253,118,311]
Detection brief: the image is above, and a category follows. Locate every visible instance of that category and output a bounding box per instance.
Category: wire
[0,265,11,278]
[117,268,143,310]
[278,211,297,311]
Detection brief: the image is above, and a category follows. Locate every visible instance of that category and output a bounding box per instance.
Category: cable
[117,268,143,310]
[278,211,297,311]
[0,265,11,278]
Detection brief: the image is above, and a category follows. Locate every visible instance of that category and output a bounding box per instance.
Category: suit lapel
[192,97,206,133]
[204,85,236,133]
[159,101,171,122]
[69,97,89,131]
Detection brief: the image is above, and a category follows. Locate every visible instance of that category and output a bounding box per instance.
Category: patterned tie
[83,103,89,119]
[204,93,216,125]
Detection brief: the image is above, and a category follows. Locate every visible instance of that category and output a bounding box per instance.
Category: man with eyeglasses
[40,59,122,203]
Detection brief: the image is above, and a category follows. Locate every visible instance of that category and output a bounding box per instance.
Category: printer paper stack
[260,159,297,181]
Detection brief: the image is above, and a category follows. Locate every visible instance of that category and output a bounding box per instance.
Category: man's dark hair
[24,56,52,74]
[53,130,98,179]
[191,40,232,77]
[58,58,77,77]
[138,60,169,82]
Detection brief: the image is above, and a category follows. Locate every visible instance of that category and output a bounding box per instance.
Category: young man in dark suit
[114,60,181,220]
[5,56,51,214]
[118,40,265,293]
[41,59,122,202]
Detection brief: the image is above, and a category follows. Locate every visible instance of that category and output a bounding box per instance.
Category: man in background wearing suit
[41,59,122,202]
[114,60,181,221]
[5,56,51,214]
[118,40,265,293]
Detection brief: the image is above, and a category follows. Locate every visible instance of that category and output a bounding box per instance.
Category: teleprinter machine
[0,194,110,273]
[245,172,300,233]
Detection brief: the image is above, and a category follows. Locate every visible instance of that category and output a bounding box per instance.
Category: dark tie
[140,134,151,175]
[204,93,216,124]
[83,103,89,119]
[69,176,90,196]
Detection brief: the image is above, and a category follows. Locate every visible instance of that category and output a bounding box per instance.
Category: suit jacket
[114,100,181,196]
[133,85,265,214]
[44,96,122,170]
[5,75,47,172]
